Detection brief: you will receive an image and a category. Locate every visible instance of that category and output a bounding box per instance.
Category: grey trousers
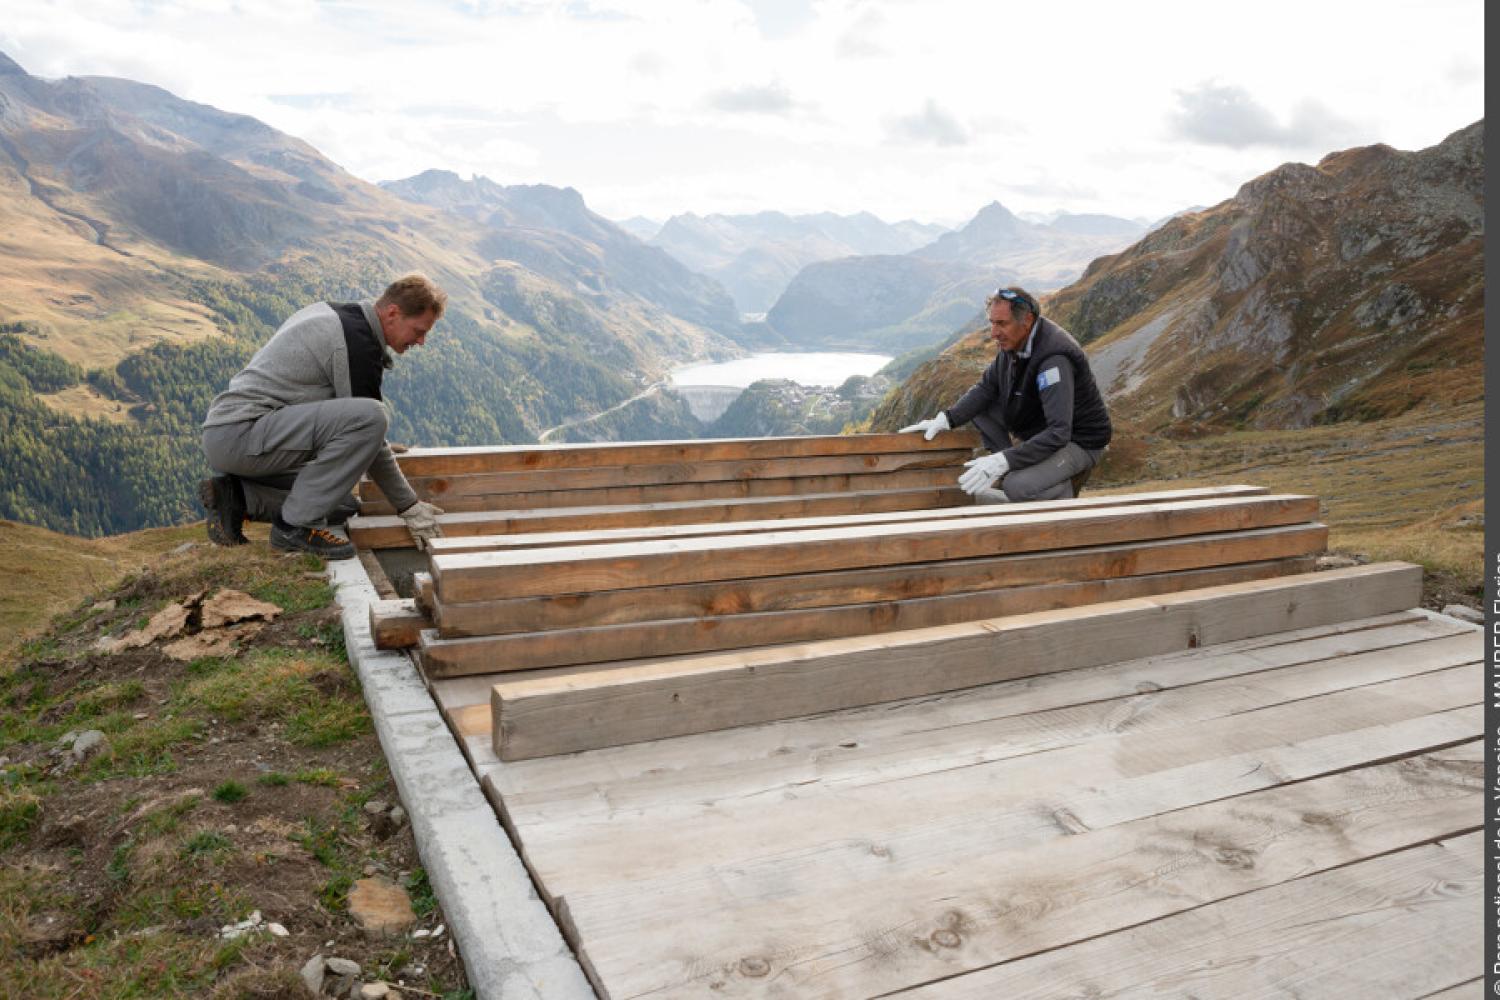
[975,442,1105,505]
[202,397,388,527]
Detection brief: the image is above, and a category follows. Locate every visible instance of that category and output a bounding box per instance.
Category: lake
[670,352,893,389]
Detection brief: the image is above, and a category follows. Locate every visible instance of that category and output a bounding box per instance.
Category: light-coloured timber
[560,774,1480,998]
[369,599,429,650]
[426,485,1273,556]
[493,621,1474,829]
[478,611,1439,800]
[428,557,1314,675]
[361,465,963,514]
[434,523,1325,637]
[518,669,1477,912]
[384,429,981,477]
[394,449,974,499]
[433,494,1320,602]
[489,562,1423,759]
[348,487,967,549]
[897,830,1479,999]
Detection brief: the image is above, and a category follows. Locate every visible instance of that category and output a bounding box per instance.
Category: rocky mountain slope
[651,210,947,315]
[0,52,746,534]
[763,201,1144,354]
[871,122,1483,436]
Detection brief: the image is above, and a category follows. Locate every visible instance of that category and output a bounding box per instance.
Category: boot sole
[199,478,248,546]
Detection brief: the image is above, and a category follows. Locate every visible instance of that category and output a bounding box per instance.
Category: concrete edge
[328,557,596,1000]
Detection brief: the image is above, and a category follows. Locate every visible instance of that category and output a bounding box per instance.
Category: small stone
[269,922,289,937]
[133,712,149,720]
[347,878,416,936]
[360,984,391,999]
[362,800,390,817]
[171,541,196,555]
[326,957,361,977]
[57,731,80,749]
[387,806,407,830]
[299,954,326,996]
[363,864,378,877]
[91,599,117,613]
[432,924,444,939]
[70,730,108,761]
[411,928,429,939]
[1315,554,1361,570]
[1441,604,1483,625]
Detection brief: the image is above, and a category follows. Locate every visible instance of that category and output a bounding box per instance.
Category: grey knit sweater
[203,301,417,512]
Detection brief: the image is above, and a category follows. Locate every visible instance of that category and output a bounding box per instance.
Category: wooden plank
[553,753,1481,998]
[488,562,1424,759]
[495,625,1477,829]
[434,494,1321,602]
[516,678,1479,909]
[428,556,1314,676]
[362,466,964,514]
[435,523,1326,637]
[385,429,982,477]
[480,611,1437,798]
[896,834,1479,998]
[394,449,974,500]
[426,485,1274,555]
[369,599,429,650]
[349,487,968,549]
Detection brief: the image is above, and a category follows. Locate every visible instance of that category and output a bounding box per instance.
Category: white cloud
[0,0,1484,224]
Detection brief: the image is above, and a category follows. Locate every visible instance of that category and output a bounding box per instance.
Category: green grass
[211,780,247,804]
[181,830,234,861]
[256,771,290,787]
[0,786,41,849]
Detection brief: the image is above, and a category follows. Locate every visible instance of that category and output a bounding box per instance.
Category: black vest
[330,302,391,401]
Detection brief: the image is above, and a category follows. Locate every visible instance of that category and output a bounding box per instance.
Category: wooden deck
[434,606,1480,999]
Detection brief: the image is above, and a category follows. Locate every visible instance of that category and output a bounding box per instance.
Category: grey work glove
[898,411,951,441]
[958,452,1010,494]
[399,499,445,549]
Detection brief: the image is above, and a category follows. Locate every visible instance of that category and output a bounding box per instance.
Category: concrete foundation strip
[329,557,595,1000]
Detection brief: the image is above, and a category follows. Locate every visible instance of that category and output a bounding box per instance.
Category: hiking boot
[199,475,248,546]
[270,520,356,560]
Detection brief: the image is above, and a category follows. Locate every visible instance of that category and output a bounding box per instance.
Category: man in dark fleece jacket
[198,273,448,559]
[901,287,1111,503]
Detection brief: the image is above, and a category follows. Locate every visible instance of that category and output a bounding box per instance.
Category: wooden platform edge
[489,562,1424,761]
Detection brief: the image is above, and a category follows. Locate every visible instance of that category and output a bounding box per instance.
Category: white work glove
[399,499,445,548]
[898,411,951,441]
[958,453,1010,495]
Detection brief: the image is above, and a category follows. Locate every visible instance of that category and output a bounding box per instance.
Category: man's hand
[958,453,1009,494]
[399,499,445,548]
[898,412,951,441]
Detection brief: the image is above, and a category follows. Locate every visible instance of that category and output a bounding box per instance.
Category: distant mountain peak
[0,51,26,76]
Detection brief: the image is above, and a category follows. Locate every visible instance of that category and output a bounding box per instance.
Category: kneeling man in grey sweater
[199,273,447,559]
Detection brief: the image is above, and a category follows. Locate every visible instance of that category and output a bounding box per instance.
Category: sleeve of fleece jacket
[943,354,1003,428]
[1002,354,1076,470]
[316,310,419,514]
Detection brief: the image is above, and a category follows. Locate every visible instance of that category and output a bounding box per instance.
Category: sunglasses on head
[992,288,1035,312]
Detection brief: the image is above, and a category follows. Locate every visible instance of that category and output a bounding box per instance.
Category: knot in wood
[930,929,961,949]
[738,957,770,977]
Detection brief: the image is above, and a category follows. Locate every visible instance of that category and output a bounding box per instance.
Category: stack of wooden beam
[347,430,981,541]
[357,432,1331,759]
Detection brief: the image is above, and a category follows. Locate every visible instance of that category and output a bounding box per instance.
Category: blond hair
[376,273,448,318]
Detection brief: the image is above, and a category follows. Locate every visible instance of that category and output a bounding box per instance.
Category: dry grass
[1095,400,1483,585]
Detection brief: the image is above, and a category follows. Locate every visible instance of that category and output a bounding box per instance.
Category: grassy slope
[0,533,470,998]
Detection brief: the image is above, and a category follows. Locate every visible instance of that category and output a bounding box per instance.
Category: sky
[1,0,1485,228]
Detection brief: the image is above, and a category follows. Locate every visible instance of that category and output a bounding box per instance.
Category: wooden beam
[434,523,1327,637]
[360,465,964,514]
[433,494,1321,602]
[426,485,1273,556]
[369,599,430,650]
[488,562,1423,759]
[425,556,1314,677]
[394,449,974,500]
[349,487,969,549]
[411,572,436,620]
[387,429,982,477]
